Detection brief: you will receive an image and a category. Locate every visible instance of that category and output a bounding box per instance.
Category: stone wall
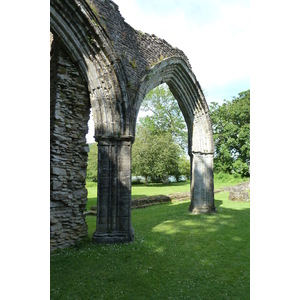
[228,182,250,202]
[50,34,90,250]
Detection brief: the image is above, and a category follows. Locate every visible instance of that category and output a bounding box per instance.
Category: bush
[214,172,243,182]
[132,176,143,184]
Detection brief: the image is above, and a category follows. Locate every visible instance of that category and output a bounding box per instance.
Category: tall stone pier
[189,152,215,214]
[92,136,134,243]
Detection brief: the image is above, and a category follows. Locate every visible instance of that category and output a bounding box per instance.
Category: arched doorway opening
[134,57,216,215]
[132,83,190,186]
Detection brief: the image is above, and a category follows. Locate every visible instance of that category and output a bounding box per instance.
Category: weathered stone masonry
[50,0,215,251]
[50,33,90,249]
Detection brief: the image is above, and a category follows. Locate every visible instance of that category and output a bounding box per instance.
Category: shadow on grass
[132,198,249,251]
[52,194,249,299]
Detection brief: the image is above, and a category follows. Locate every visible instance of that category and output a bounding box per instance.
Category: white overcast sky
[87,0,250,142]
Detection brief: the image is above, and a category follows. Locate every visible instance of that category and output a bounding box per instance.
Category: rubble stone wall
[50,35,90,251]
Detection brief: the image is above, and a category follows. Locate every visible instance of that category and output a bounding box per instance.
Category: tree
[132,126,183,184]
[209,90,250,177]
[140,84,188,151]
[132,84,191,184]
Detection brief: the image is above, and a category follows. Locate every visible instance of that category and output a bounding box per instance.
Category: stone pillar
[189,152,216,214]
[92,136,135,243]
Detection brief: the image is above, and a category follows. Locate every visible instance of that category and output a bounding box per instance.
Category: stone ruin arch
[136,57,215,214]
[50,0,215,251]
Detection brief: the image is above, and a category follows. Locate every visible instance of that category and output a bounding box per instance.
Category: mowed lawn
[51,178,250,300]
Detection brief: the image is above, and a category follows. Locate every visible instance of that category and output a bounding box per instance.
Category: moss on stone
[86,0,100,20]
[129,59,137,69]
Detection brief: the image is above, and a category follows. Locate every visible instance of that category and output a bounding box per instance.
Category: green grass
[51,188,250,299]
[85,181,97,210]
[132,181,190,199]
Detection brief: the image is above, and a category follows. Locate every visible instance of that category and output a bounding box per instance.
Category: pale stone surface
[228,182,250,202]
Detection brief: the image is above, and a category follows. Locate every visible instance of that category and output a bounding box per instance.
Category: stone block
[51,191,68,201]
[50,201,64,208]
[52,180,63,190]
[51,166,67,176]
[229,187,249,202]
[73,189,87,199]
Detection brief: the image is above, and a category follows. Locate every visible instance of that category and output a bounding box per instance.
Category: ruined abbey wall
[50,34,90,250]
[50,0,215,251]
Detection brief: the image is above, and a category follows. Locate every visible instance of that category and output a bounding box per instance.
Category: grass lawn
[51,183,250,299]
[132,181,190,199]
[85,175,249,211]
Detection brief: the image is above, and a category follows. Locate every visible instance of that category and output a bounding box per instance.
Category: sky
[86,0,250,142]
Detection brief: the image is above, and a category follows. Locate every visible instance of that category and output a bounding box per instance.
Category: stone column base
[92,229,134,244]
[189,204,216,214]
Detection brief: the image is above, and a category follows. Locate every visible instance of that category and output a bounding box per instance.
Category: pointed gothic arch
[135,57,215,214]
[50,0,215,250]
[50,0,132,138]
[51,0,134,249]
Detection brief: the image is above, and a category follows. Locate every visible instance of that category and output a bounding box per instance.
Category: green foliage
[213,172,249,189]
[86,143,98,182]
[140,84,188,151]
[209,90,250,177]
[132,128,183,184]
[178,155,190,180]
